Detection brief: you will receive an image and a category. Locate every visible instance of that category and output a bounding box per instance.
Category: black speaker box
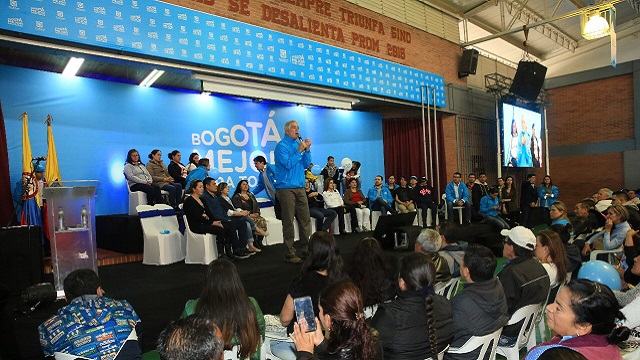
[0,226,44,295]
[510,60,547,101]
[458,49,479,78]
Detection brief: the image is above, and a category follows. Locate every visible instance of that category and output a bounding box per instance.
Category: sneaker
[285,253,303,264]
[233,250,251,259]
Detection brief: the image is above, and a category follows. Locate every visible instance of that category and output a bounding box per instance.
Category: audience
[538,175,559,225]
[38,269,141,359]
[616,282,640,359]
[413,177,437,228]
[217,182,261,253]
[520,173,539,228]
[549,224,582,278]
[272,231,348,360]
[445,244,508,360]
[320,156,341,194]
[445,172,471,224]
[479,187,510,230]
[323,178,351,235]
[526,279,629,359]
[233,179,269,240]
[437,221,467,277]
[498,226,550,345]
[147,149,182,209]
[612,190,640,230]
[367,175,396,215]
[370,252,453,360]
[535,230,568,296]
[305,179,338,232]
[596,188,614,213]
[185,152,199,173]
[394,176,416,213]
[500,175,520,227]
[549,201,571,228]
[572,201,605,247]
[582,204,631,257]
[415,228,452,284]
[181,259,263,360]
[167,150,188,188]
[184,158,211,187]
[342,178,371,232]
[525,346,588,360]
[622,229,640,287]
[470,173,489,218]
[124,148,163,206]
[290,281,382,360]
[157,315,224,360]
[347,238,397,313]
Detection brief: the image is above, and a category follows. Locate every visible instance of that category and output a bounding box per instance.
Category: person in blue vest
[367,175,396,215]
[445,172,471,224]
[479,187,510,230]
[252,155,279,220]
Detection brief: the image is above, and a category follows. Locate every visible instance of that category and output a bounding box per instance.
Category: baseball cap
[501,226,536,250]
[420,177,427,183]
[34,163,46,172]
[410,176,417,180]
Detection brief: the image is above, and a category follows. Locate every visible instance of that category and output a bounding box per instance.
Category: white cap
[501,226,536,251]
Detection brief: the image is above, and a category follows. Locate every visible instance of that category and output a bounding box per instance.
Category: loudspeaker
[458,49,479,78]
[510,60,547,101]
[0,226,44,295]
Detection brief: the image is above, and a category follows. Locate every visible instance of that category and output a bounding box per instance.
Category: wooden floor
[44,249,143,274]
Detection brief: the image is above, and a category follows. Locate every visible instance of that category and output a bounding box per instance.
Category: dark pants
[222,219,248,252]
[416,201,437,227]
[309,207,337,231]
[130,183,163,205]
[276,188,311,255]
[371,198,393,215]
[327,206,347,232]
[521,205,533,228]
[161,183,183,207]
[343,205,359,230]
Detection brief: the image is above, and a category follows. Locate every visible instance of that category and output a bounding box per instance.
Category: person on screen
[508,118,519,167]
[518,116,533,167]
[531,123,542,168]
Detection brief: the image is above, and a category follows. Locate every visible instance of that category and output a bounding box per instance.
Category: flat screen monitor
[502,102,543,168]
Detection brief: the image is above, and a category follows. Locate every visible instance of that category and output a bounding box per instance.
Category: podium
[43,183,98,298]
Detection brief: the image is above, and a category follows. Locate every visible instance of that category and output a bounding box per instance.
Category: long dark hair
[319,281,377,359]
[348,238,395,307]
[125,149,143,165]
[233,179,248,197]
[565,279,629,345]
[148,149,160,161]
[188,152,199,166]
[194,259,260,359]
[400,253,438,357]
[168,150,180,162]
[301,231,347,284]
[536,230,568,285]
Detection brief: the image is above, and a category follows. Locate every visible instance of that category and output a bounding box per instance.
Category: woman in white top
[185,152,199,173]
[323,178,348,234]
[508,119,519,167]
[535,230,569,300]
[123,149,163,205]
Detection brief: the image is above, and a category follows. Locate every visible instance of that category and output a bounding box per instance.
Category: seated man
[498,226,550,345]
[157,314,224,360]
[38,269,141,359]
[437,221,467,277]
[415,228,452,284]
[445,172,471,224]
[446,244,509,360]
[479,187,510,230]
[595,187,613,213]
[367,175,395,215]
[413,177,437,228]
[613,190,640,231]
[304,179,337,232]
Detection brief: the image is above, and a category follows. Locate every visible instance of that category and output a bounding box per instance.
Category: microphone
[33,156,46,161]
[298,136,303,142]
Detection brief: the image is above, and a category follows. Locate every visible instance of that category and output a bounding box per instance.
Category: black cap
[420,177,427,182]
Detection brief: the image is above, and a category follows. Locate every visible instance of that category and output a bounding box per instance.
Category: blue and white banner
[0,0,445,106]
[1,64,384,215]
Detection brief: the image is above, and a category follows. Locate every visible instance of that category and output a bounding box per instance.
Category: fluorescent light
[140,69,165,87]
[62,57,84,77]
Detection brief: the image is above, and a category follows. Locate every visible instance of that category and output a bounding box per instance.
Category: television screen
[502,102,543,168]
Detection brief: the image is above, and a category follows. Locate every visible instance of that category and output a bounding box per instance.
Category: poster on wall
[1,65,384,215]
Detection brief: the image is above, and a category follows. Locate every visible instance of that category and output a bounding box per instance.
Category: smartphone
[293,296,317,333]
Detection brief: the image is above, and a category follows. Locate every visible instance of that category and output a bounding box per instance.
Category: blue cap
[34,163,45,172]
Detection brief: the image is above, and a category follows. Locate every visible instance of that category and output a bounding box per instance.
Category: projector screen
[502,102,543,168]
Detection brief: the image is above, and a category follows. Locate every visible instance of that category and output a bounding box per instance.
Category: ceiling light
[581,6,615,40]
[62,57,85,77]
[140,69,165,87]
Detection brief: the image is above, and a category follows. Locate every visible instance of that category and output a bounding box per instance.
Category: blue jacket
[252,164,277,201]
[538,185,559,209]
[445,181,469,203]
[367,186,394,209]
[274,136,311,189]
[201,191,229,221]
[480,195,499,217]
[184,166,208,188]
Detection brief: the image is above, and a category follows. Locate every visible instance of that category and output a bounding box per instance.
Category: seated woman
[185,152,199,173]
[621,229,640,287]
[184,158,210,186]
[167,150,187,188]
[217,182,261,253]
[583,205,632,257]
[182,180,226,241]
[291,280,382,360]
[146,149,182,209]
[347,237,396,318]
[549,224,582,278]
[181,258,264,360]
[271,231,348,360]
[232,179,269,239]
[342,178,371,232]
[306,179,338,233]
[123,149,163,205]
[535,230,569,299]
[323,178,352,235]
[394,176,415,213]
[370,252,453,360]
[549,201,571,227]
[526,279,630,360]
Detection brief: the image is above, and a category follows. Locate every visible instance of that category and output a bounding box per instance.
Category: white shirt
[323,190,344,208]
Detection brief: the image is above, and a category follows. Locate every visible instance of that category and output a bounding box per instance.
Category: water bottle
[57,206,65,231]
[81,205,88,229]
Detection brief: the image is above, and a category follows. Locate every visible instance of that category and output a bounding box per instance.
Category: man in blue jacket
[367,175,396,215]
[479,187,510,230]
[274,120,312,264]
[445,172,471,224]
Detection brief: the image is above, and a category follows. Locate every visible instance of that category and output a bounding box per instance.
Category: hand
[605,218,613,232]
[146,181,152,185]
[213,221,223,228]
[290,320,315,354]
[242,210,250,216]
[457,200,464,206]
[530,202,536,207]
[582,243,591,256]
[304,138,312,149]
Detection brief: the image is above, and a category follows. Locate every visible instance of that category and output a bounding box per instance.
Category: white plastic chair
[364,304,379,319]
[127,185,147,215]
[257,198,283,246]
[590,245,623,263]
[137,205,184,265]
[496,303,543,360]
[183,215,218,265]
[435,277,461,300]
[446,327,502,360]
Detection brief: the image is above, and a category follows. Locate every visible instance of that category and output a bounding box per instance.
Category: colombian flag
[44,115,62,186]
[19,113,42,227]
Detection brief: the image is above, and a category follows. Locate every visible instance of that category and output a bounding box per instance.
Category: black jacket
[520,181,538,208]
[370,291,453,360]
[296,338,383,360]
[445,278,509,360]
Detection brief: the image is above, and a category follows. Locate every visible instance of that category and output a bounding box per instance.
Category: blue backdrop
[1,64,384,215]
